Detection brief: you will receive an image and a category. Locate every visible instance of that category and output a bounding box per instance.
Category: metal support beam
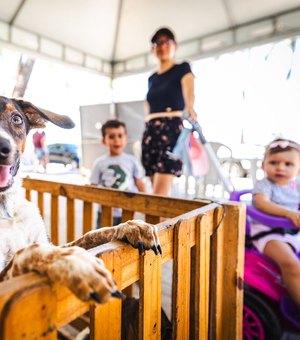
[0,21,111,76]
[1,6,300,78]
[12,55,35,98]
[112,6,300,77]
[9,0,27,25]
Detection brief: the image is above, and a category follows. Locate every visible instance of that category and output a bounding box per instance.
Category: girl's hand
[286,211,300,227]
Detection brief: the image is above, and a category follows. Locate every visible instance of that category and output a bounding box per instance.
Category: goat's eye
[12,114,23,125]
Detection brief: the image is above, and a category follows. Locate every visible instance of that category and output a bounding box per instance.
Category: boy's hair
[265,138,300,159]
[101,119,127,137]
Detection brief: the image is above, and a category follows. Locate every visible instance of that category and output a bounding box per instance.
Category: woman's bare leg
[152,173,175,196]
[150,175,154,187]
[264,240,300,306]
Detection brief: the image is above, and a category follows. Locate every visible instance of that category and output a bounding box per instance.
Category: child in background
[251,138,300,307]
[90,119,146,227]
[33,130,49,172]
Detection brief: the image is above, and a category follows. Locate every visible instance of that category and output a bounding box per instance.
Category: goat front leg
[65,220,161,255]
[0,244,123,303]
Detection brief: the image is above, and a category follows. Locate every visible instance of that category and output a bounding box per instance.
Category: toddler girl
[252,138,300,306]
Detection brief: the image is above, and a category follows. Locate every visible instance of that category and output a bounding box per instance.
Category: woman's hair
[264,138,300,159]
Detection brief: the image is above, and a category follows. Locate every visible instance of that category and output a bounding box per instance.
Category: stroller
[173,116,300,339]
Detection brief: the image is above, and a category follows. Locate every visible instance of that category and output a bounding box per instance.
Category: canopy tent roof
[1,0,300,76]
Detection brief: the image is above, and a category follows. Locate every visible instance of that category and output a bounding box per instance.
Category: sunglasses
[152,39,174,48]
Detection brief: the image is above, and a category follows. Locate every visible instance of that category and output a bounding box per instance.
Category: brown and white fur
[0,96,161,303]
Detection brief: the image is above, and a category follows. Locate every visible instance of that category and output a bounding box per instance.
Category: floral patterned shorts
[141,117,183,177]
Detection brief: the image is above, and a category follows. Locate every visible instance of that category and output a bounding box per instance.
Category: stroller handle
[183,113,207,144]
[183,113,234,192]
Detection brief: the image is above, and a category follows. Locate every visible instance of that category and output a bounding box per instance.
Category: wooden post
[0,284,57,339]
[90,250,123,339]
[190,213,212,340]
[172,219,191,338]
[122,210,134,223]
[145,215,160,224]
[121,210,135,297]
[102,205,113,227]
[220,204,245,340]
[25,188,31,201]
[83,201,93,233]
[67,198,75,242]
[139,251,162,340]
[38,191,44,219]
[51,194,59,245]
[210,203,245,340]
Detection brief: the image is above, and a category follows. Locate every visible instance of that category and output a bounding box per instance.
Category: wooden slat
[121,209,136,298]
[67,198,75,242]
[1,283,57,339]
[0,272,89,331]
[25,188,31,201]
[53,285,89,328]
[145,214,160,224]
[172,219,192,339]
[210,206,226,340]
[37,192,44,219]
[101,205,113,227]
[122,209,134,297]
[83,201,93,233]
[190,213,212,340]
[120,210,135,298]
[22,178,207,217]
[219,204,245,340]
[51,194,59,245]
[90,249,123,339]
[139,251,162,340]
[122,209,134,222]
[209,203,245,340]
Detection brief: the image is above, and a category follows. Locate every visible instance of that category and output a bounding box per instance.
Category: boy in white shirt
[90,119,146,227]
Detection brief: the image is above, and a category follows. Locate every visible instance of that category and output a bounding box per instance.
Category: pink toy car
[230,190,300,339]
[178,116,300,339]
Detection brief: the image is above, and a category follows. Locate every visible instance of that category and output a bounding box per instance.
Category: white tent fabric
[0,0,300,75]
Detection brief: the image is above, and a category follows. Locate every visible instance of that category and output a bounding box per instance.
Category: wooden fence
[0,178,245,339]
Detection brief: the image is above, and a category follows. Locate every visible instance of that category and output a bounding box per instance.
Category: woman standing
[142,27,197,196]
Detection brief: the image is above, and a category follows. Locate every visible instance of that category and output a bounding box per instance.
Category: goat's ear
[13,99,75,129]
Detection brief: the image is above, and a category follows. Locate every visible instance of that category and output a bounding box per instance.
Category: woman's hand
[188,109,198,121]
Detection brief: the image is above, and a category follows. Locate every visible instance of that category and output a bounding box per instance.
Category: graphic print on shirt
[101,165,129,190]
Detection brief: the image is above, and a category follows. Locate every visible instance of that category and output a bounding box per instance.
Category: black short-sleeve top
[146,62,192,113]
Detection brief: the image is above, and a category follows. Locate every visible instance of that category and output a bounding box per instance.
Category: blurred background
[1,0,300,196]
